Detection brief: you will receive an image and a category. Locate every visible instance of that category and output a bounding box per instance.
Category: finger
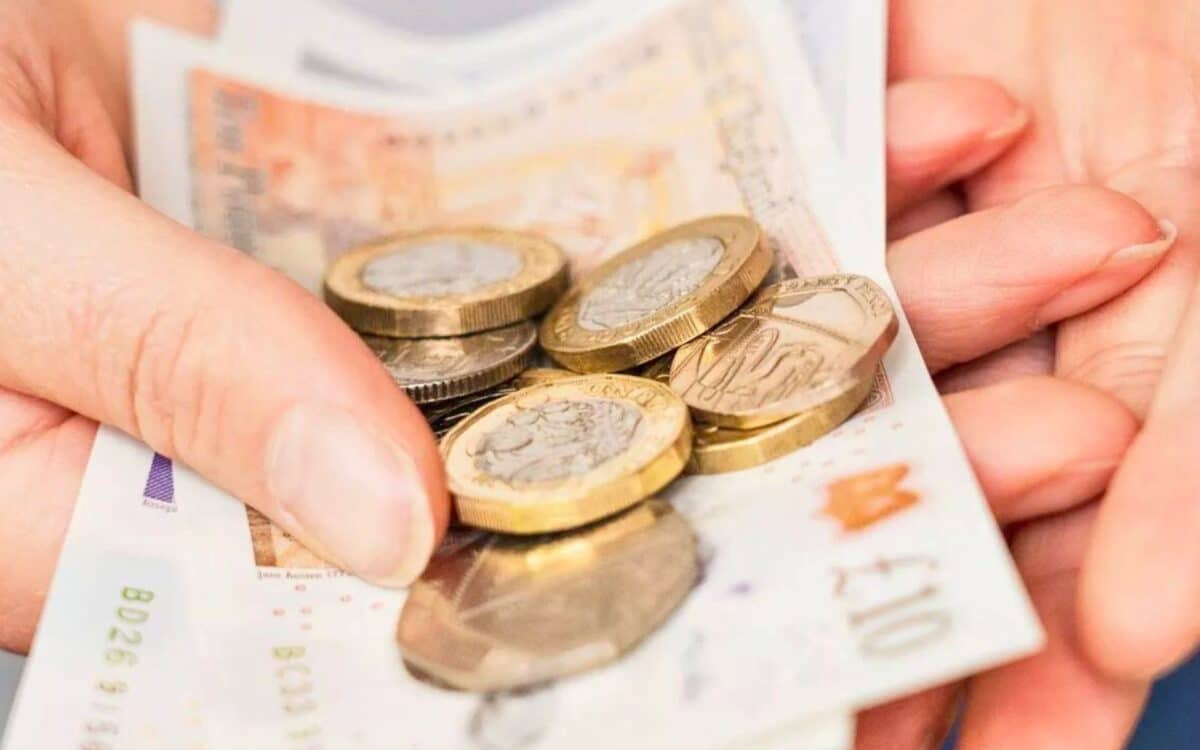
[889,185,1172,373]
[935,331,1055,395]
[856,684,960,750]
[1081,251,1200,678]
[958,506,1149,750]
[944,377,1137,525]
[857,377,1136,750]
[887,76,1027,216]
[29,0,220,149]
[1057,167,1200,417]
[887,188,964,242]
[0,391,94,653]
[0,115,447,586]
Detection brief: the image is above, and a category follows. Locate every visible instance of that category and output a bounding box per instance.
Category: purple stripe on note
[143,453,174,504]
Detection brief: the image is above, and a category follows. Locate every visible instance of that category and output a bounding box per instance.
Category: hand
[893,0,1200,696]
[0,0,448,653]
[858,77,1167,748]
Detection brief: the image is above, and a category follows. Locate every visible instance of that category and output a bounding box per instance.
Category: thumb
[0,116,447,586]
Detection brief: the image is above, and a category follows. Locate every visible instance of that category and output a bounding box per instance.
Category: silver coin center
[474,398,643,484]
[362,240,522,297]
[576,236,724,332]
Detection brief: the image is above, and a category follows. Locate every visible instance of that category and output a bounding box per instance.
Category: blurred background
[0,2,1196,747]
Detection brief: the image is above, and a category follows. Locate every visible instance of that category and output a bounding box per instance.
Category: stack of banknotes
[1,1,1046,748]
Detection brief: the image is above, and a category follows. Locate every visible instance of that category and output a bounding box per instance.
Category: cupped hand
[0,0,448,653]
[857,77,1166,749]
[893,0,1200,687]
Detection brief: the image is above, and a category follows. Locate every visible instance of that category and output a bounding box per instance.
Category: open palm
[859,1,1200,747]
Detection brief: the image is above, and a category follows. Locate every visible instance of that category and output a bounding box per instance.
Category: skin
[866,2,1200,747]
[0,2,1178,746]
[863,79,1160,749]
[893,0,1200,681]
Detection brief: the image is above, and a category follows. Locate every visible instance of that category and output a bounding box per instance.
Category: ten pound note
[2,1,1042,749]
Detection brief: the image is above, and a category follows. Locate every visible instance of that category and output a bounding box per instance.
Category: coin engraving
[540,215,770,372]
[576,237,723,331]
[686,374,873,474]
[361,240,522,297]
[441,374,691,534]
[396,501,698,692]
[671,274,897,428]
[367,321,536,404]
[474,398,643,484]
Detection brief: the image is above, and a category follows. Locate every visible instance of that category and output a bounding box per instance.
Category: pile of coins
[324,226,568,404]
[324,215,897,692]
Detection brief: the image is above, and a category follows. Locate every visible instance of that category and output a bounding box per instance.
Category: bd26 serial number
[78,586,156,750]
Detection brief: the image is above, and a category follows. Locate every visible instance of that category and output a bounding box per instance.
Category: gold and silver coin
[366,321,538,404]
[687,376,874,474]
[540,215,771,372]
[397,500,698,692]
[326,227,567,337]
[441,374,692,534]
[644,349,872,473]
[670,274,898,429]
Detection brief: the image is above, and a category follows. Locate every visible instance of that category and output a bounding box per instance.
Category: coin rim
[687,373,875,474]
[368,322,539,404]
[324,227,568,337]
[539,215,771,372]
[671,273,898,429]
[512,367,581,389]
[440,374,693,534]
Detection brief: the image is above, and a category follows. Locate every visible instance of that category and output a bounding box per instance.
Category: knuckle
[1062,342,1165,419]
[93,288,232,461]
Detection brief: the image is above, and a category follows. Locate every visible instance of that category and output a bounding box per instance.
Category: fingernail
[1035,219,1177,327]
[982,106,1030,144]
[1009,458,1122,522]
[267,403,434,585]
[1100,218,1178,269]
[942,107,1028,184]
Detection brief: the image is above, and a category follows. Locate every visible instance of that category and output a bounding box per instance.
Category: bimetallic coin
[670,274,898,429]
[366,321,537,404]
[397,500,698,692]
[441,374,692,534]
[688,375,874,474]
[540,215,771,372]
[325,227,567,337]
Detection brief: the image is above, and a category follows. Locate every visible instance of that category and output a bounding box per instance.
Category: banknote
[4,1,1040,748]
[216,0,885,246]
[218,0,624,94]
[222,3,869,742]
